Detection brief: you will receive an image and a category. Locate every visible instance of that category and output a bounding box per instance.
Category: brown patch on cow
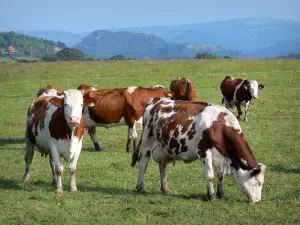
[49,107,72,140]
[74,118,85,140]
[187,122,196,140]
[49,97,64,107]
[37,85,63,98]
[170,77,196,101]
[27,99,50,144]
[197,112,258,170]
[220,77,245,102]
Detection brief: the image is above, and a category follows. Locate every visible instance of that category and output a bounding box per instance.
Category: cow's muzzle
[69,116,81,125]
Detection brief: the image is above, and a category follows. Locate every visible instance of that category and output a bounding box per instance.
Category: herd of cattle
[24,76,265,202]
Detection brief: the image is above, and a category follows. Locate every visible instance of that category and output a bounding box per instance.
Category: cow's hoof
[56,188,63,195]
[217,191,224,199]
[94,143,102,151]
[23,176,30,184]
[244,118,248,122]
[207,194,216,201]
[69,187,77,192]
[136,185,144,193]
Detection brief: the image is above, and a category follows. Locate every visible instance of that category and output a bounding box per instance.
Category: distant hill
[0,31,66,59]
[114,18,300,56]
[279,52,300,59]
[74,30,246,59]
[250,40,300,58]
[16,31,90,47]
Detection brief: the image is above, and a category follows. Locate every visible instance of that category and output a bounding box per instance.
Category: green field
[0,60,299,224]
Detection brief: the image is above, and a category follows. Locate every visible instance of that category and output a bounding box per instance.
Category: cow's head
[244,80,264,99]
[37,85,63,98]
[50,89,95,128]
[236,163,266,203]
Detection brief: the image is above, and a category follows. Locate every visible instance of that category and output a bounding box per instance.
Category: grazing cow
[170,77,196,101]
[37,85,63,98]
[24,89,95,194]
[78,84,174,152]
[131,98,266,203]
[220,76,264,121]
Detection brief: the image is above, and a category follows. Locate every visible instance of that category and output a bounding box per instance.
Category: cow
[131,98,266,203]
[24,89,95,194]
[78,84,174,152]
[220,76,264,121]
[170,77,196,101]
[36,85,63,98]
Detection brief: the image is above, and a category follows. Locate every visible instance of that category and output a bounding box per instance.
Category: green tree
[57,48,87,61]
[223,55,232,59]
[195,52,219,59]
[109,54,128,60]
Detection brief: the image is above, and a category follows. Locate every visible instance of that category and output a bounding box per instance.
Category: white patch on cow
[233,79,245,102]
[39,89,62,98]
[135,117,143,130]
[129,127,138,139]
[230,77,235,81]
[249,80,259,99]
[152,85,164,89]
[127,86,138,94]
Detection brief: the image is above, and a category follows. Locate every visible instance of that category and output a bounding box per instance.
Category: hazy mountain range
[16,18,300,59]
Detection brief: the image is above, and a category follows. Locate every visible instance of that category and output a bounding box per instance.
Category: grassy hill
[0,59,299,224]
[0,31,66,60]
[75,30,246,59]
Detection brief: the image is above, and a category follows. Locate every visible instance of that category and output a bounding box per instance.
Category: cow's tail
[131,139,141,167]
[221,97,224,105]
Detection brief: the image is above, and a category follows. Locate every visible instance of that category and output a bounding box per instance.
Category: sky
[1,0,300,32]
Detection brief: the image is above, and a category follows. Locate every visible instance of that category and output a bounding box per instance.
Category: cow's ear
[83,97,97,107]
[50,97,64,107]
[258,84,264,89]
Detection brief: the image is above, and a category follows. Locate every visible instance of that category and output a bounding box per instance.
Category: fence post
[290,70,293,85]
[67,78,70,88]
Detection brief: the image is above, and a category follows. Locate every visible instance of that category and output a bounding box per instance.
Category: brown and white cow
[37,85,63,98]
[132,98,266,203]
[220,76,264,121]
[24,89,95,194]
[78,84,174,152]
[170,77,196,101]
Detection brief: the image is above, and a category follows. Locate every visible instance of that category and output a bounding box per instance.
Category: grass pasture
[0,59,300,224]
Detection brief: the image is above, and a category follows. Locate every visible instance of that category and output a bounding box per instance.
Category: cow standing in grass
[220,76,264,121]
[24,89,95,193]
[78,84,174,152]
[132,98,266,203]
[170,77,196,101]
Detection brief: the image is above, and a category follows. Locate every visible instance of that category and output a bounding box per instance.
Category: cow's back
[220,77,244,102]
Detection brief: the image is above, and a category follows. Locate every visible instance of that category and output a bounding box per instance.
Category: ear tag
[90,102,95,107]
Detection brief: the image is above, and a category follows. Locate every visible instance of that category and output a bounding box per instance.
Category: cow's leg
[152,148,169,193]
[24,137,35,184]
[198,150,215,200]
[243,101,251,122]
[50,147,64,194]
[223,99,231,111]
[216,173,224,198]
[49,155,57,185]
[68,142,82,192]
[236,103,242,121]
[88,126,102,151]
[127,125,138,152]
[136,140,156,193]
